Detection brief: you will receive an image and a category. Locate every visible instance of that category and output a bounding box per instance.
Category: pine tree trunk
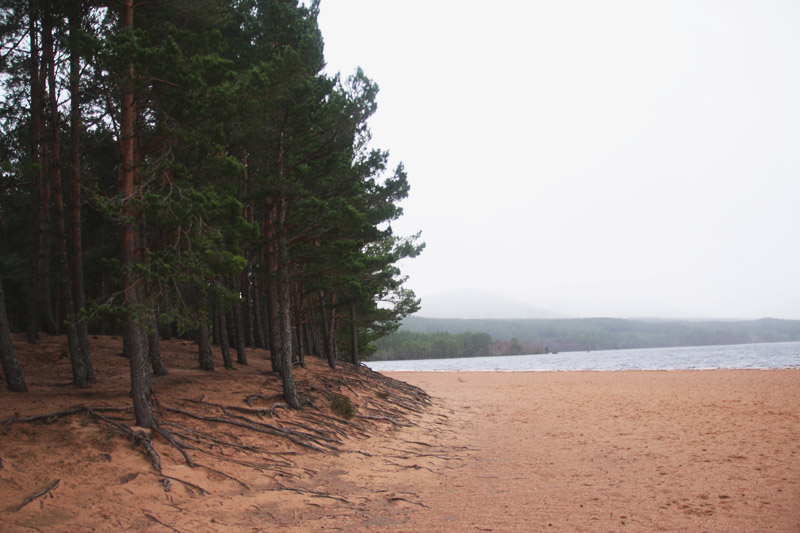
[303,315,314,358]
[349,303,358,365]
[44,6,86,388]
[294,296,306,367]
[0,275,27,392]
[218,309,233,369]
[126,321,152,424]
[266,275,281,373]
[68,2,93,382]
[264,208,281,374]
[243,267,254,347]
[147,309,167,375]
[231,277,247,365]
[211,306,220,345]
[26,1,41,344]
[318,291,335,369]
[307,299,323,358]
[232,303,248,365]
[327,293,338,368]
[36,122,56,335]
[120,0,153,428]
[240,166,255,350]
[276,196,300,408]
[260,281,270,351]
[252,274,266,349]
[31,0,57,337]
[198,316,214,371]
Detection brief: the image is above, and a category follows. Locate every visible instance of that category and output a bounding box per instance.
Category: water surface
[366,341,800,372]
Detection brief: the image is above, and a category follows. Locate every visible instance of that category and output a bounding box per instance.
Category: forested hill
[399,316,800,354]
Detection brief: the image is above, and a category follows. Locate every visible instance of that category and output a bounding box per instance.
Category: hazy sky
[317,1,800,319]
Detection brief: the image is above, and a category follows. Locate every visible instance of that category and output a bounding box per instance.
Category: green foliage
[326,391,356,419]
[0,0,423,380]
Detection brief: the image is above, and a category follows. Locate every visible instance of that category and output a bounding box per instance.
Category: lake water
[365,341,800,372]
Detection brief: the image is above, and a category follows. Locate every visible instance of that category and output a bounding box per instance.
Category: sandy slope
[1,335,798,531]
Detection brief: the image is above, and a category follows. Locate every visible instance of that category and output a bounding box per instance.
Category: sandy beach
[384,369,800,532]
[1,337,798,532]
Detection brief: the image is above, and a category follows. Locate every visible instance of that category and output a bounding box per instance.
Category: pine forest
[0,0,424,427]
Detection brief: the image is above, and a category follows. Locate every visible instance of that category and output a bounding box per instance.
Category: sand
[388,370,800,532]
[1,335,798,532]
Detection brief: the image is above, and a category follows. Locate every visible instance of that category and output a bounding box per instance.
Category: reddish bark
[68,3,94,381]
[43,3,86,387]
[120,0,154,428]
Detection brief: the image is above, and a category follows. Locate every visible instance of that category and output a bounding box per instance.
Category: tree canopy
[0,0,423,426]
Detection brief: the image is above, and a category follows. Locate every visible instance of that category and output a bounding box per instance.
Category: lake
[365,341,800,372]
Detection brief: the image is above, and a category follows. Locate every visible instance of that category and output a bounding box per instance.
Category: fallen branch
[274,485,351,504]
[160,475,209,495]
[144,512,182,532]
[388,496,430,508]
[385,460,440,474]
[7,479,60,512]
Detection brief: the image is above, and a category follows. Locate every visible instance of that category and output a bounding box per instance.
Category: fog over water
[318,1,800,319]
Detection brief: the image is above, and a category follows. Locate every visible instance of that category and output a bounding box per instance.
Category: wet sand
[382,369,800,532]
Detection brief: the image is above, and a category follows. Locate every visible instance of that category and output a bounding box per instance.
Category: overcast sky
[317,0,800,319]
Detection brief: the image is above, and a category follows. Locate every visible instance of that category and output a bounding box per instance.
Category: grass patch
[326,392,356,419]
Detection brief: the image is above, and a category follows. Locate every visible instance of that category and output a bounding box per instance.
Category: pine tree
[0,273,27,392]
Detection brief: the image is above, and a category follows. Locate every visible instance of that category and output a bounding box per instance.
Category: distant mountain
[416,288,564,319]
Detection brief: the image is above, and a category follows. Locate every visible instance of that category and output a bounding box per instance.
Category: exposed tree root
[178,398,344,446]
[356,414,405,427]
[0,358,435,501]
[144,513,182,533]
[0,407,164,473]
[164,406,337,453]
[388,495,430,508]
[153,426,195,468]
[274,483,352,504]
[159,475,210,495]
[159,421,298,468]
[6,479,60,512]
[195,463,250,490]
[384,460,441,474]
[2,412,19,435]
